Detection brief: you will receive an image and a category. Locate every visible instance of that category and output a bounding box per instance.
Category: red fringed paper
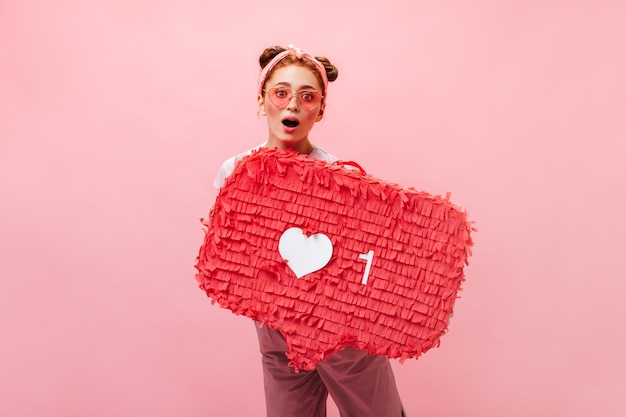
[195,148,474,371]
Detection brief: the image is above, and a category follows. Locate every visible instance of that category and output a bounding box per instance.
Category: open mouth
[282,118,300,128]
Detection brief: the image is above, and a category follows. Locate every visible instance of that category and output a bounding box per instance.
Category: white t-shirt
[213,143,338,189]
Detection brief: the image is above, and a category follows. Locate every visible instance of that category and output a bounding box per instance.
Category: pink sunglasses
[266,87,324,110]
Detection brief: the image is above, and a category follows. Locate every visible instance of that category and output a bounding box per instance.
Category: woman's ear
[315,102,326,122]
[258,94,267,116]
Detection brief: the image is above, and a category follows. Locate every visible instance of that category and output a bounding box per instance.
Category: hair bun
[315,56,339,83]
[259,46,286,69]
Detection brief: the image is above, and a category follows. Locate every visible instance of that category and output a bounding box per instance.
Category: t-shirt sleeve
[213,156,237,190]
[213,145,264,190]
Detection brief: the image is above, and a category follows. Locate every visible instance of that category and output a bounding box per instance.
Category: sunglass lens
[299,91,321,110]
[269,88,291,108]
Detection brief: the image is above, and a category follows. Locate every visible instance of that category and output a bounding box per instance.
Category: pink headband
[258,44,329,98]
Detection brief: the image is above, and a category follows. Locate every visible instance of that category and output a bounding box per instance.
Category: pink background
[1,1,624,416]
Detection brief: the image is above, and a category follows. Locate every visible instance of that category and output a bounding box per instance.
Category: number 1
[359,250,374,285]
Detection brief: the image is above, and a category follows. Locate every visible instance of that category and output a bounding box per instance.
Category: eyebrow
[271,82,319,91]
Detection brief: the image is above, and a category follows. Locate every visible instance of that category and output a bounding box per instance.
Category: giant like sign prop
[195,148,474,371]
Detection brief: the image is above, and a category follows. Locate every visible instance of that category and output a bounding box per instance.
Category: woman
[212,45,406,417]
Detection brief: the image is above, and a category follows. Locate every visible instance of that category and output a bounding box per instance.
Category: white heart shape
[278,227,333,278]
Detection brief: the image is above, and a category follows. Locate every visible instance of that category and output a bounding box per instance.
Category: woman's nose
[286,94,299,110]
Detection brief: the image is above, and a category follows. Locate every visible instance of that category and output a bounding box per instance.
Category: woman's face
[258,64,325,153]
